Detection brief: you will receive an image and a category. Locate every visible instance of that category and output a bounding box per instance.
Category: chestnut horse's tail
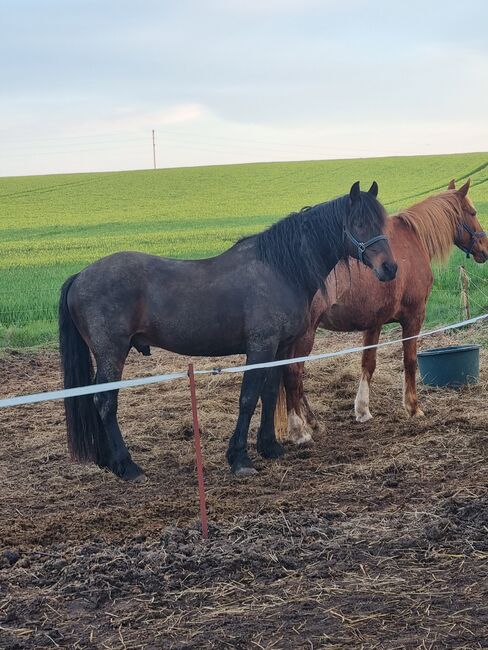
[274,378,288,442]
[59,274,105,464]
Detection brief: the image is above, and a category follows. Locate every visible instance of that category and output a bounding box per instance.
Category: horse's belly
[144,326,247,358]
[320,303,377,332]
[132,332,245,357]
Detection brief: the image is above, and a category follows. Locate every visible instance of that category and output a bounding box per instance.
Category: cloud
[158,104,206,125]
[70,103,207,137]
[1,1,487,177]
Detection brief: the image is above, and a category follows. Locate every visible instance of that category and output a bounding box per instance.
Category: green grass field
[0,152,487,348]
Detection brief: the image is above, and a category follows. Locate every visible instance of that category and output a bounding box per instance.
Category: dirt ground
[0,327,487,649]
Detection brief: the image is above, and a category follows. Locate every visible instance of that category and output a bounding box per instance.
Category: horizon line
[1,149,487,181]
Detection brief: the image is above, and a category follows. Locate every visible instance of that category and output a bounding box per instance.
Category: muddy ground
[0,327,487,649]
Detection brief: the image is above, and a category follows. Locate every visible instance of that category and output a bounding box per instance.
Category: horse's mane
[395,192,463,263]
[254,193,385,294]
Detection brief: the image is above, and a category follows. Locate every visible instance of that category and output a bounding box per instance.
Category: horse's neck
[392,208,455,263]
[312,249,347,301]
[292,223,346,300]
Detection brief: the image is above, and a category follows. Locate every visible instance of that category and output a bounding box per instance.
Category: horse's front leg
[354,327,381,422]
[226,348,276,475]
[401,317,425,417]
[257,365,285,459]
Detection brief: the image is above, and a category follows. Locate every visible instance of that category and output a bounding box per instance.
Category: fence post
[459,265,471,322]
[187,363,209,539]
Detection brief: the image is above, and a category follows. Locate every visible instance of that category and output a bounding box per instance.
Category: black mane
[254,192,385,295]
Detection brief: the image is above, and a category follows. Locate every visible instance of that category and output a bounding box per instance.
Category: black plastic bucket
[417,344,480,388]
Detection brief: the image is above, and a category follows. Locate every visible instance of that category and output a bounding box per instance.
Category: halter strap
[457,222,486,258]
[344,229,388,264]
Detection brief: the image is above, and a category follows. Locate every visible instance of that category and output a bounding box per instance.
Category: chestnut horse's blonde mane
[394,191,463,263]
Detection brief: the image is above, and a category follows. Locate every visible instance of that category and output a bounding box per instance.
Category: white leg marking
[355,375,372,423]
[288,411,313,445]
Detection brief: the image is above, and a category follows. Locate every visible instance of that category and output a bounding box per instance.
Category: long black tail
[59,274,105,464]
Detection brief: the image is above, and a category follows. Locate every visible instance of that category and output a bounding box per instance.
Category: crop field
[0,151,487,348]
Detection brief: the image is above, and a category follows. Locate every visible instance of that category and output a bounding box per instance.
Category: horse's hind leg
[257,366,285,459]
[354,327,381,422]
[302,394,319,431]
[93,350,145,481]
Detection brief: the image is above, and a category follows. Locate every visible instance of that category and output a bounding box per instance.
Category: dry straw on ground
[0,325,487,648]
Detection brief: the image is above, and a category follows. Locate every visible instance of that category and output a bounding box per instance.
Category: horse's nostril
[382,261,398,278]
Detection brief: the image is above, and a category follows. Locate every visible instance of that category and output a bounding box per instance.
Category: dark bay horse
[279,179,487,444]
[59,181,397,480]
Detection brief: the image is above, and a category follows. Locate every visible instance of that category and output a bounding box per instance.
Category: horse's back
[66,247,309,357]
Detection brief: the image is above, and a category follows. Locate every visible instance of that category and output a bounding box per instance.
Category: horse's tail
[274,378,288,442]
[59,274,105,464]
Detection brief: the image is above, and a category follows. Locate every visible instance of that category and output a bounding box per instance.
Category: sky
[0,0,487,177]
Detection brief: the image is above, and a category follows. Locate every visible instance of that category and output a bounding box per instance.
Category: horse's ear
[448,179,456,190]
[349,181,361,203]
[368,181,378,198]
[458,178,471,197]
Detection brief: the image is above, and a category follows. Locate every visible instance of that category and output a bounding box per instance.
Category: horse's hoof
[356,412,373,423]
[411,409,425,418]
[293,432,313,445]
[117,458,146,482]
[230,456,257,476]
[233,465,258,477]
[258,440,285,459]
[287,413,313,445]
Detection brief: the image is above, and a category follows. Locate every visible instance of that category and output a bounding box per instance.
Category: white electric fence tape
[0,313,486,409]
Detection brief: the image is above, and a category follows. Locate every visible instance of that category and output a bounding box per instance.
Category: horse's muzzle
[474,249,488,263]
[374,261,398,282]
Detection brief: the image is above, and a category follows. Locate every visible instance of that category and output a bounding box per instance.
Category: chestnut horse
[279,179,487,443]
[59,182,397,480]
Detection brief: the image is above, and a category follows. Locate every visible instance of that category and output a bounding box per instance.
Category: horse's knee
[239,392,256,415]
[265,384,280,403]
